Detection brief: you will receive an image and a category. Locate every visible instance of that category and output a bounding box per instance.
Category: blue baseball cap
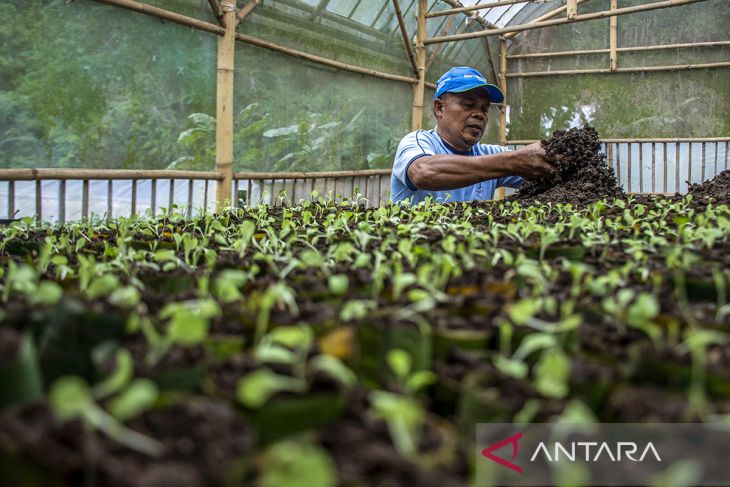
[434,66,504,103]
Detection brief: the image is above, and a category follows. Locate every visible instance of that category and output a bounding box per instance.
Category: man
[391,66,555,204]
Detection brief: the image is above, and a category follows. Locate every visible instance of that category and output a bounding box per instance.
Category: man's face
[434,89,491,151]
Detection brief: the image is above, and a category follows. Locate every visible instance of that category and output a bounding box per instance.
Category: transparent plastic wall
[504,0,730,191]
[0,0,217,170]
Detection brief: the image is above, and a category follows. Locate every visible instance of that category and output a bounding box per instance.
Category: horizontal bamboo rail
[95,0,224,34]
[425,0,708,44]
[234,169,391,180]
[507,40,730,59]
[0,169,223,181]
[426,0,542,18]
[503,0,590,39]
[509,137,730,144]
[506,61,730,77]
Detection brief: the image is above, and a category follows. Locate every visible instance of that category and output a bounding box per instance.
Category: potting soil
[510,126,625,205]
[689,169,730,205]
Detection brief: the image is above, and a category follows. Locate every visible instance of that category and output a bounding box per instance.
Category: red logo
[481,432,523,474]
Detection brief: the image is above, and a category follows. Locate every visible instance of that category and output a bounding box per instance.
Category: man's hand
[507,142,556,179]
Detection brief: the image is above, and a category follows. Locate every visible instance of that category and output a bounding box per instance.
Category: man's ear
[433,97,444,119]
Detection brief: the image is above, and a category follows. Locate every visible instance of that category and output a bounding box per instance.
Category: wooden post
[411,0,427,131]
[499,38,508,147]
[610,0,618,71]
[216,1,236,207]
[567,0,578,19]
[496,37,508,200]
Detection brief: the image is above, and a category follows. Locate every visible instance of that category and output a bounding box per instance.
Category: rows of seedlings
[0,187,728,486]
[1,124,729,486]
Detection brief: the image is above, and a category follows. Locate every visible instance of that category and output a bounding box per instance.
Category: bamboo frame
[95,0,224,35]
[426,0,543,18]
[567,0,578,20]
[504,0,590,39]
[438,0,498,29]
[0,169,222,181]
[609,0,617,71]
[236,0,260,25]
[506,40,730,59]
[215,2,237,207]
[495,37,508,201]
[392,0,419,75]
[207,0,224,26]
[506,61,730,77]
[91,1,428,88]
[427,0,707,44]
[411,0,427,131]
[233,169,391,180]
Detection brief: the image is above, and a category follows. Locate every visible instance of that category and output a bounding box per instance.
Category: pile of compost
[511,126,624,205]
[689,169,730,205]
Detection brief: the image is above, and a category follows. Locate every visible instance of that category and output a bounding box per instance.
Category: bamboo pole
[504,0,590,39]
[207,0,224,26]
[508,137,730,144]
[506,40,730,59]
[506,61,730,77]
[438,0,498,29]
[426,0,543,18]
[499,38,508,147]
[392,0,419,75]
[216,1,237,208]
[411,0,427,131]
[567,0,578,19]
[0,169,223,181]
[94,0,224,35]
[236,0,260,25]
[495,38,508,201]
[609,0,618,71]
[427,0,707,44]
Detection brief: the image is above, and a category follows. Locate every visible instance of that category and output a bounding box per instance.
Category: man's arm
[408,142,554,191]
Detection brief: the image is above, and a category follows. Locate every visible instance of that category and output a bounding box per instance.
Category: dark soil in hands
[689,169,730,205]
[511,126,625,205]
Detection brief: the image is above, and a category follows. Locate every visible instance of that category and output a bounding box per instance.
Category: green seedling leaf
[339,300,376,322]
[404,370,436,393]
[300,249,325,267]
[258,440,337,487]
[506,298,542,325]
[626,293,660,327]
[86,274,120,300]
[328,274,349,296]
[49,376,94,420]
[93,349,133,399]
[30,281,63,306]
[535,349,570,399]
[309,355,357,387]
[236,368,306,409]
[256,342,297,364]
[387,349,412,380]
[370,390,424,457]
[108,286,141,309]
[168,314,208,346]
[513,333,557,361]
[267,325,313,350]
[393,273,417,300]
[153,249,177,262]
[492,355,528,379]
[107,379,159,421]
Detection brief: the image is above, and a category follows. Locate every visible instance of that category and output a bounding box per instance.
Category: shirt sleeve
[393,131,436,191]
[481,144,523,189]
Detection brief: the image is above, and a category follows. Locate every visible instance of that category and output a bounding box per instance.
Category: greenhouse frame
[0,0,728,221]
[1,2,730,486]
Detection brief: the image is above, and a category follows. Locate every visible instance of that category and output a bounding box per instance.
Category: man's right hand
[507,142,557,179]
